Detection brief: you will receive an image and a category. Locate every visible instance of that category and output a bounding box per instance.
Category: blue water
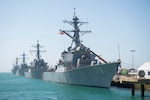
[0,73,150,100]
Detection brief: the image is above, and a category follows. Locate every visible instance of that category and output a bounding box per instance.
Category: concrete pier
[138,79,150,97]
[112,75,150,97]
[131,83,145,97]
[123,79,150,97]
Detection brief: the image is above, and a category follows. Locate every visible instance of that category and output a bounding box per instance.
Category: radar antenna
[74,7,76,17]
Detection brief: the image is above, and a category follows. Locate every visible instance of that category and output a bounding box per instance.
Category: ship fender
[138,70,145,78]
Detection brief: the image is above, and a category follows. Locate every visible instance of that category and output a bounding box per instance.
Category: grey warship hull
[11,69,17,75]
[43,62,119,88]
[25,69,44,78]
[16,69,24,76]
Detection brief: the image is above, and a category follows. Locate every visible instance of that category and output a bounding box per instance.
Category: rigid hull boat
[43,9,120,88]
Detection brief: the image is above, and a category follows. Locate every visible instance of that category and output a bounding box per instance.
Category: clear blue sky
[0,0,150,72]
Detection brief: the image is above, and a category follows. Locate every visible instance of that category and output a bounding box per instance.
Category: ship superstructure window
[148,71,150,75]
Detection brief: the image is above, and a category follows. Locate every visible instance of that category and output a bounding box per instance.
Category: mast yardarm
[31,40,46,60]
[20,52,28,64]
[61,9,91,48]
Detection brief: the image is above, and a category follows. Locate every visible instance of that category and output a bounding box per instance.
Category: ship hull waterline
[25,69,44,79]
[16,69,25,76]
[11,69,17,75]
[43,62,119,88]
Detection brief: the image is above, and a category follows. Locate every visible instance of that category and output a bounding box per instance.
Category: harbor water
[0,73,150,100]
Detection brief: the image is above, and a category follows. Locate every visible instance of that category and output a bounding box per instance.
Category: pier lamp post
[130,50,136,68]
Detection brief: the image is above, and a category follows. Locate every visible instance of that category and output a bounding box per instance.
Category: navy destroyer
[16,52,29,76]
[43,9,120,88]
[25,40,48,78]
[11,58,19,75]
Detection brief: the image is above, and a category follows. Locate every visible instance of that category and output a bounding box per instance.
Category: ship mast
[60,8,108,64]
[62,8,91,48]
[31,40,46,60]
[15,58,19,66]
[20,52,28,64]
